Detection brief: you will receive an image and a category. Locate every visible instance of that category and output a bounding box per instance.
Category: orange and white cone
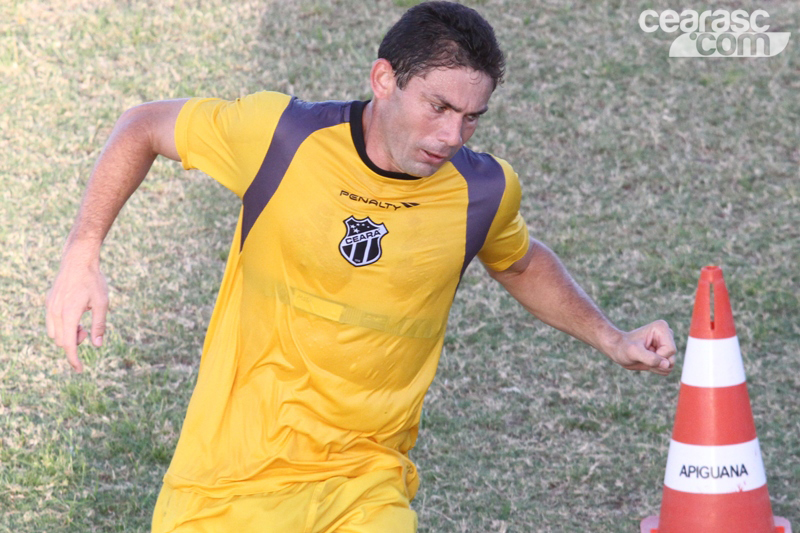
[641,266,791,533]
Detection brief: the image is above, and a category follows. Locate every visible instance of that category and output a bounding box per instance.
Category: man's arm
[45,99,188,372]
[487,238,676,375]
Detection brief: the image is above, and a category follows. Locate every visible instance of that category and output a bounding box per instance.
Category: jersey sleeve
[174,91,293,198]
[477,159,530,271]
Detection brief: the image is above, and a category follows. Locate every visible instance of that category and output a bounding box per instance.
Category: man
[46,2,676,531]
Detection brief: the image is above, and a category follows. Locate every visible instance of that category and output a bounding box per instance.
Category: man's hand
[46,248,109,373]
[604,320,677,376]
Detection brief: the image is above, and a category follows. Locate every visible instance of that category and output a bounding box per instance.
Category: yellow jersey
[166,91,529,499]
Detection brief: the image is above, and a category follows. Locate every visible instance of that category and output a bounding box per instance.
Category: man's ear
[370,58,396,100]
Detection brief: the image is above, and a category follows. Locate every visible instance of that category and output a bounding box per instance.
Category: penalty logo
[339,216,388,267]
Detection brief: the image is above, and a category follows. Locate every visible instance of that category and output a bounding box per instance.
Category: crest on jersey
[339,216,389,267]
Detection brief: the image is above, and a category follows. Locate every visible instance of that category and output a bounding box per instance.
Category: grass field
[1,0,798,531]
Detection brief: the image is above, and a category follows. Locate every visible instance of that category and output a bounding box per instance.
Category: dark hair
[378,1,506,89]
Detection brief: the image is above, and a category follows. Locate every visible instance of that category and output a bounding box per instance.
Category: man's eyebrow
[431,94,489,116]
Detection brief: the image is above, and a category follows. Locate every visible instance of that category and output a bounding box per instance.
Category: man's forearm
[65,107,160,257]
[489,238,622,355]
[63,99,186,258]
[489,238,676,374]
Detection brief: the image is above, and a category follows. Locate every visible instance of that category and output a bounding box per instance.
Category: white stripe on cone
[664,438,767,494]
[681,336,746,388]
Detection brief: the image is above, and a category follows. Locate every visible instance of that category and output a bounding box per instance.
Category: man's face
[375,66,494,177]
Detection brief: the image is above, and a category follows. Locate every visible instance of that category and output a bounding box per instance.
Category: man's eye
[432,104,446,113]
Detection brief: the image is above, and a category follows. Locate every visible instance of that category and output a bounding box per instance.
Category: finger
[90,296,108,347]
[652,334,677,357]
[65,331,84,373]
[635,346,672,373]
[61,308,85,373]
[652,353,675,375]
[68,355,84,373]
[50,296,64,350]
[73,325,89,373]
[631,358,670,376]
[77,324,89,346]
[648,321,677,356]
[656,343,677,360]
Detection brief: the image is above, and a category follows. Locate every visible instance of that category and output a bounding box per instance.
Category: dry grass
[1,0,798,531]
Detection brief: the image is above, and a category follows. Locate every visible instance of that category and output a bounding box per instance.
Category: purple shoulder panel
[240,98,352,249]
[450,148,507,278]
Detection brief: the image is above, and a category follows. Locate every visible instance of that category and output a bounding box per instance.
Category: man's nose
[438,116,463,148]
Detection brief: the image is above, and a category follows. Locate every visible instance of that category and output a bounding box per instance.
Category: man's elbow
[114,100,186,162]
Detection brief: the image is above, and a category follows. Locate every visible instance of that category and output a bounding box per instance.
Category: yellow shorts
[151,470,418,533]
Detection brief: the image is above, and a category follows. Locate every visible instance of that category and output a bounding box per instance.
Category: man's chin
[405,159,448,177]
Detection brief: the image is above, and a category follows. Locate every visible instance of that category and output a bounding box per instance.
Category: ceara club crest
[339,216,388,267]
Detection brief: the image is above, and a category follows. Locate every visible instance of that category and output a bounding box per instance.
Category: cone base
[640,515,658,533]
[642,515,792,533]
[659,485,776,532]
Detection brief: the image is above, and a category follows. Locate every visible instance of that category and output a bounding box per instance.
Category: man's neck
[361,100,380,166]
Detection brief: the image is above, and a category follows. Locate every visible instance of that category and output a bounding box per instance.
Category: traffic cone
[641,266,792,533]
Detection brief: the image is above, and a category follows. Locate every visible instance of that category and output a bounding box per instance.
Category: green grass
[2,0,798,531]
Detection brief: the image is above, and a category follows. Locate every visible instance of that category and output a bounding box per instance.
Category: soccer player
[46,2,676,531]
